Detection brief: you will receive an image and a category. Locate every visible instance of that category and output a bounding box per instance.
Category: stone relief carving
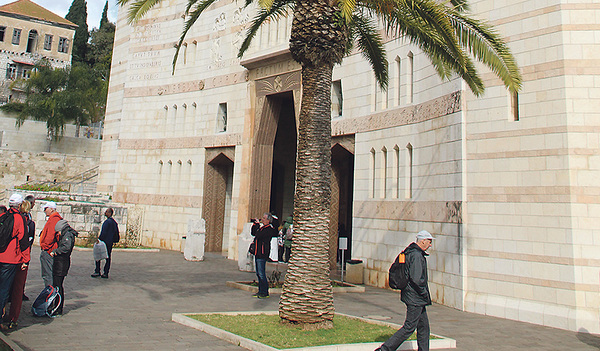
[214,12,226,31]
[212,38,223,63]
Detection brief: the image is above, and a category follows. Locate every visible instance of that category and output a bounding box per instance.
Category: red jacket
[0,208,26,264]
[40,212,62,252]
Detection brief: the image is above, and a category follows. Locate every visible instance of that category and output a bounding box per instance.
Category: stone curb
[73,246,160,252]
[0,330,25,351]
[226,281,365,294]
[172,311,456,351]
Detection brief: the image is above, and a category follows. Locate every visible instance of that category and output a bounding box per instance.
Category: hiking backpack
[31,285,62,317]
[389,249,410,290]
[0,212,16,253]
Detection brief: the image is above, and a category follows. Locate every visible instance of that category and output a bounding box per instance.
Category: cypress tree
[65,0,89,64]
[99,1,109,31]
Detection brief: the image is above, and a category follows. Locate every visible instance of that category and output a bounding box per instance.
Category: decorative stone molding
[118,133,242,150]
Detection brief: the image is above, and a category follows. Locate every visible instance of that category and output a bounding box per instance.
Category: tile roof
[0,0,76,28]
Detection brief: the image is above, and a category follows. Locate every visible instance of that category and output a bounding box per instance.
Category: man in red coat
[39,201,62,286]
[0,194,25,322]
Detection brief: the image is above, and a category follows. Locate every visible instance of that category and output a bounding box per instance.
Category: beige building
[100,0,600,334]
[0,0,76,102]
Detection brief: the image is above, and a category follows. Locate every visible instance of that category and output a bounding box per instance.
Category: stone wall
[0,150,99,192]
[30,201,133,247]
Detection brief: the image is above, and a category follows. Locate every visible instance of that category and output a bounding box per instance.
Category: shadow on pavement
[577,328,600,349]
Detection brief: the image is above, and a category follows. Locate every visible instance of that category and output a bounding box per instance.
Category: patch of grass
[190,313,415,349]
[15,184,67,192]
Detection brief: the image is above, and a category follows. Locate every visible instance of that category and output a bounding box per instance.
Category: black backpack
[389,248,409,290]
[0,212,16,253]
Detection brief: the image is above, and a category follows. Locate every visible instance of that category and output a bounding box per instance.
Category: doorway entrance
[330,138,355,268]
[203,148,234,253]
[269,92,297,221]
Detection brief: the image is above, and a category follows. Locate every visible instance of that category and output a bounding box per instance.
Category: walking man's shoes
[91,273,101,278]
[257,294,270,299]
[101,274,109,279]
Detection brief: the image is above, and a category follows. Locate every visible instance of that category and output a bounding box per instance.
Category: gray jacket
[400,242,432,306]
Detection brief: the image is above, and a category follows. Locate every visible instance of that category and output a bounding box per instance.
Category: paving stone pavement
[3,247,599,350]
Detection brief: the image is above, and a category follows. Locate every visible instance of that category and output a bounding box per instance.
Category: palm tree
[118,0,521,328]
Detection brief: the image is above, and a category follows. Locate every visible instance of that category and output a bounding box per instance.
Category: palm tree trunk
[279,63,334,329]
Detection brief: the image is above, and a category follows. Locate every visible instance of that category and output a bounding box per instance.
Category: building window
[58,37,69,53]
[407,52,414,104]
[380,146,387,198]
[22,67,31,79]
[369,148,376,198]
[511,91,519,121]
[331,80,343,118]
[26,30,38,53]
[44,34,53,50]
[217,102,227,132]
[393,145,400,198]
[12,28,21,45]
[395,56,401,106]
[0,27,5,42]
[405,143,413,199]
[6,64,16,80]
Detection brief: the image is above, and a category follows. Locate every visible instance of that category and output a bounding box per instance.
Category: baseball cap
[41,201,57,210]
[416,230,434,241]
[8,194,23,206]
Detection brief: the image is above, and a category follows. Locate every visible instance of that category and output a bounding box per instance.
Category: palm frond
[237,0,294,58]
[338,0,357,23]
[121,0,164,24]
[449,11,522,93]
[258,0,274,9]
[350,13,388,91]
[172,0,219,72]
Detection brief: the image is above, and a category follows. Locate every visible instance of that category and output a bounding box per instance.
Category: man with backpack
[376,230,434,351]
[49,220,78,316]
[0,194,26,324]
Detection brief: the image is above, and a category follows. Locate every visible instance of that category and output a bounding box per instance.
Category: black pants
[52,275,65,315]
[380,304,430,351]
[52,254,70,315]
[95,245,113,275]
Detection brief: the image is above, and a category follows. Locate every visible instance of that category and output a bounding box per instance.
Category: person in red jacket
[0,194,25,327]
[39,202,61,287]
[250,213,277,299]
[3,198,34,330]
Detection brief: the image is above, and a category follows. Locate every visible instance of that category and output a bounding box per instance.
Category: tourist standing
[91,208,119,279]
[50,220,78,316]
[250,213,277,298]
[39,202,61,286]
[0,194,25,329]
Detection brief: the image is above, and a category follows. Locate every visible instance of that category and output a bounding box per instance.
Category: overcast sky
[0,0,119,30]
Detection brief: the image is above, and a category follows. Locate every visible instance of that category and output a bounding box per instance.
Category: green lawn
[190,313,415,349]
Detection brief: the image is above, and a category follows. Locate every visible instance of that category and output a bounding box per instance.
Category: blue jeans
[0,263,18,312]
[255,258,268,296]
[380,304,430,351]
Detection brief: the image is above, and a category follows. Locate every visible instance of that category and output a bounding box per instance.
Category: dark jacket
[251,222,277,259]
[52,224,78,277]
[400,242,432,306]
[99,217,119,247]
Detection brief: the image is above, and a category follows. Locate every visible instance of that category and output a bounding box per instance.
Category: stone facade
[101,0,600,334]
[0,0,76,103]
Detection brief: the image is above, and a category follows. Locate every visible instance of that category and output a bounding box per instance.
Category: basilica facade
[100,0,600,334]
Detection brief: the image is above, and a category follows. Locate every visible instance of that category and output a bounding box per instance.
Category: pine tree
[65,0,89,64]
[99,1,109,31]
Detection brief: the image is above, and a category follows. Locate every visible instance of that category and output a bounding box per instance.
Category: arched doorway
[203,148,234,253]
[27,30,38,53]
